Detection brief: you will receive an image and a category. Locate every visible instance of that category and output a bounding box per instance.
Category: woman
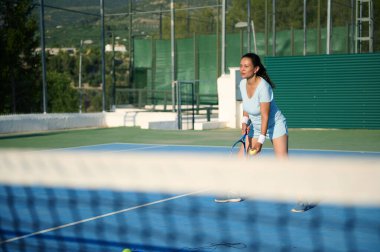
[215,52,288,204]
[239,53,288,158]
[239,53,315,212]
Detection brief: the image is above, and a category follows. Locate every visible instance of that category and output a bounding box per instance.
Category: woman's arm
[242,111,250,134]
[254,102,270,152]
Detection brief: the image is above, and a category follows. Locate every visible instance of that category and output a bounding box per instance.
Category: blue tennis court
[60,142,380,158]
[1,144,380,252]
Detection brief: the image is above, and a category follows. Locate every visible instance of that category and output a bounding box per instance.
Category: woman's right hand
[242,123,249,135]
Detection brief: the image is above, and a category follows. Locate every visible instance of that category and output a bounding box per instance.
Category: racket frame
[230,120,251,156]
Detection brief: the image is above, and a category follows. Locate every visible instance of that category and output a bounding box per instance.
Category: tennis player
[239,52,287,158]
[239,53,315,212]
[215,52,288,204]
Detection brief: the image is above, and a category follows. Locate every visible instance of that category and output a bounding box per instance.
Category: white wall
[0,110,178,134]
[107,109,177,129]
[0,113,106,134]
[217,67,243,128]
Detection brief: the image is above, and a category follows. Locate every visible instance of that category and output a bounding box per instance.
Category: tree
[47,51,77,78]
[160,2,219,39]
[0,0,41,114]
[46,71,78,112]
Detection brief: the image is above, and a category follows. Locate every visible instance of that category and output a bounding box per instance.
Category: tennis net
[0,150,379,252]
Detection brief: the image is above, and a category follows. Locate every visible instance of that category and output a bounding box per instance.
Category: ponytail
[257,64,275,89]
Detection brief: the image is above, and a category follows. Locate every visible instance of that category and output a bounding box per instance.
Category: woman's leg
[272,134,288,158]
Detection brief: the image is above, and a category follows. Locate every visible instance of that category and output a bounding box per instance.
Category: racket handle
[247,119,252,127]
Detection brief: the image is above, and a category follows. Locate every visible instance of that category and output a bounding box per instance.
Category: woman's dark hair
[241,53,275,88]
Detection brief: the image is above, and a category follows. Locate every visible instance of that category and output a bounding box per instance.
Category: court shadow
[0,131,67,140]
[182,242,247,251]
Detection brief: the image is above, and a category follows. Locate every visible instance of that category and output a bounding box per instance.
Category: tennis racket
[214,120,252,203]
[230,119,251,156]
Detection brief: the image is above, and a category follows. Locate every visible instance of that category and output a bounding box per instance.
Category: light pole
[78,39,93,113]
[39,0,47,114]
[109,32,116,112]
[235,22,247,55]
[112,34,116,111]
[303,0,307,56]
[107,32,122,112]
[247,0,251,52]
[272,0,276,56]
[170,0,176,112]
[78,40,83,113]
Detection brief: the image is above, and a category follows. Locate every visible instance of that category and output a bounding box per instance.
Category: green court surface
[0,127,379,152]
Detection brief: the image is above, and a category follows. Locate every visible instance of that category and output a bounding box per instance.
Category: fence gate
[176,81,195,130]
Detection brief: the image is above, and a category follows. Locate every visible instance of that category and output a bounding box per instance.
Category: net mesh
[1,150,379,252]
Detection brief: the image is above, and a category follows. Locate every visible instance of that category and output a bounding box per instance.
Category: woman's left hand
[252,143,263,154]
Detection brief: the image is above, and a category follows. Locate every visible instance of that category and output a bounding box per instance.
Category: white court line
[52,142,227,152]
[110,144,170,153]
[0,190,206,245]
[47,142,380,155]
[42,142,124,152]
[49,143,171,152]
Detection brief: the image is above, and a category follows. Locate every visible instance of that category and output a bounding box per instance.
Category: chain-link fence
[1,0,378,114]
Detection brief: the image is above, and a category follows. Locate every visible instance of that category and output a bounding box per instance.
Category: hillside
[37,0,222,47]
[36,0,379,51]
